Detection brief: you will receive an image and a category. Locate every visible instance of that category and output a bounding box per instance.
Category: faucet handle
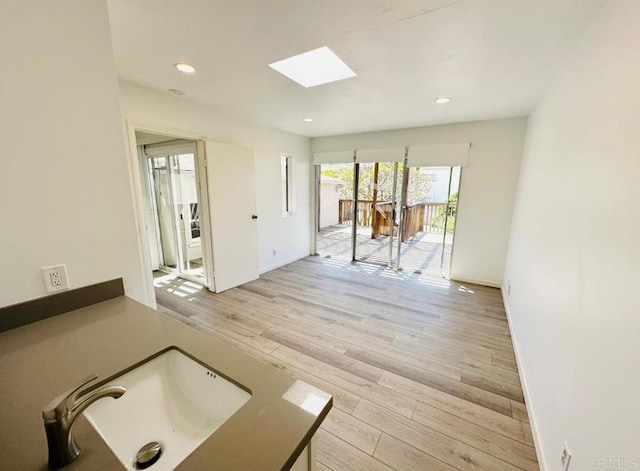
[43,374,98,420]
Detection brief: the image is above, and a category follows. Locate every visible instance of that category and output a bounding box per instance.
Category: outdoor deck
[317,224,453,278]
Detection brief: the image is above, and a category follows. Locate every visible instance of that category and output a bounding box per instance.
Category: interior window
[281,155,293,215]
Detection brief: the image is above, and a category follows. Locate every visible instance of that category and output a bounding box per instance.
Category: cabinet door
[205,141,259,292]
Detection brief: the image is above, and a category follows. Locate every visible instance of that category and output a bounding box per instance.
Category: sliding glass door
[314,149,463,278]
[146,145,207,284]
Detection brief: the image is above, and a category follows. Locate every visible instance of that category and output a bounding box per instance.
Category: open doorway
[135,131,211,289]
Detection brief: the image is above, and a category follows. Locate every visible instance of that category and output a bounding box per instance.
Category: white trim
[447,166,463,278]
[281,154,295,216]
[127,120,208,142]
[259,254,306,275]
[143,139,195,157]
[449,275,502,288]
[138,144,162,272]
[313,150,354,165]
[124,121,157,308]
[502,287,547,471]
[310,165,319,256]
[197,140,216,290]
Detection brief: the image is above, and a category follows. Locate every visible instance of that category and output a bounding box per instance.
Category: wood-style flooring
[154,257,538,471]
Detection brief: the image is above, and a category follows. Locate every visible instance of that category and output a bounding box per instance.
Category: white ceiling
[107,0,605,137]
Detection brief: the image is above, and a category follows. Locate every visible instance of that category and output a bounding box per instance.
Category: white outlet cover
[42,265,69,293]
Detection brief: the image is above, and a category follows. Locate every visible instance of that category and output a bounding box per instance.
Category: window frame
[281,154,295,216]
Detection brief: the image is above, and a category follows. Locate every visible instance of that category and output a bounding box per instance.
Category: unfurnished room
[1,1,638,470]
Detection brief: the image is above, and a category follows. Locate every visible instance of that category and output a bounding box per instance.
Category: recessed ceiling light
[268,46,356,88]
[174,63,195,74]
[435,96,451,104]
[303,118,313,123]
[168,89,185,96]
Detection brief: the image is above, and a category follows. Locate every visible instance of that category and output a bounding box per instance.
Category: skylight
[268,47,357,88]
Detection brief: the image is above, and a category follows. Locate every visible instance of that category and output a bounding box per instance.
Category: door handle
[251,215,258,220]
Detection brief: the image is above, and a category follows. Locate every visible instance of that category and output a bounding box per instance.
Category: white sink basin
[84,348,251,470]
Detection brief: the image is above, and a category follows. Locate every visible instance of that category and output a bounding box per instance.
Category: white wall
[0,0,145,307]
[312,118,527,286]
[118,83,312,274]
[421,167,455,203]
[319,181,341,228]
[504,1,640,469]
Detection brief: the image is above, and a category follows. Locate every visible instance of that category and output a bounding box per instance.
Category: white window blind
[143,139,195,157]
[355,147,405,163]
[407,143,470,167]
[313,150,354,165]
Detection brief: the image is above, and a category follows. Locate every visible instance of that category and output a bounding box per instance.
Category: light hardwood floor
[154,257,538,471]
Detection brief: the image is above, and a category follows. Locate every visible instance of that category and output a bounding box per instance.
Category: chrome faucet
[42,374,126,469]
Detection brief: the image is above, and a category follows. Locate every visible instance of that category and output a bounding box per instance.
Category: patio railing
[338,199,377,226]
[424,202,457,234]
[372,202,394,237]
[338,200,457,240]
[401,203,426,241]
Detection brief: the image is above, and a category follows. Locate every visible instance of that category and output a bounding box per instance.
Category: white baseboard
[501,286,547,471]
[259,254,306,275]
[449,275,502,288]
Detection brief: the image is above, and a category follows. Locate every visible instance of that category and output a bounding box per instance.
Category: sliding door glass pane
[396,166,461,277]
[149,157,179,269]
[441,167,461,277]
[170,153,205,281]
[355,161,400,266]
[316,163,354,261]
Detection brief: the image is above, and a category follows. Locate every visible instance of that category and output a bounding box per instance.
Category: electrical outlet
[42,265,69,293]
[272,250,277,256]
[561,443,572,470]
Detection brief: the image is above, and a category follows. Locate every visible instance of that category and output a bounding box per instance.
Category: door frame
[144,142,208,285]
[123,120,215,308]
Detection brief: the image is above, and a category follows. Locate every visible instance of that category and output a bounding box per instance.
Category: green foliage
[405,167,432,204]
[426,192,459,233]
[321,163,432,202]
[321,165,354,199]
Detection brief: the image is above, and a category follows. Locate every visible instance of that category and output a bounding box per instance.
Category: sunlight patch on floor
[311,252,454,290]
[153,273,204,300]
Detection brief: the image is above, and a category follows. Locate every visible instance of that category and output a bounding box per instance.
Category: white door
[205,141,259,292]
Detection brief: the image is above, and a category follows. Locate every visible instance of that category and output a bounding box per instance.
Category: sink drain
[135,441,162,469]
